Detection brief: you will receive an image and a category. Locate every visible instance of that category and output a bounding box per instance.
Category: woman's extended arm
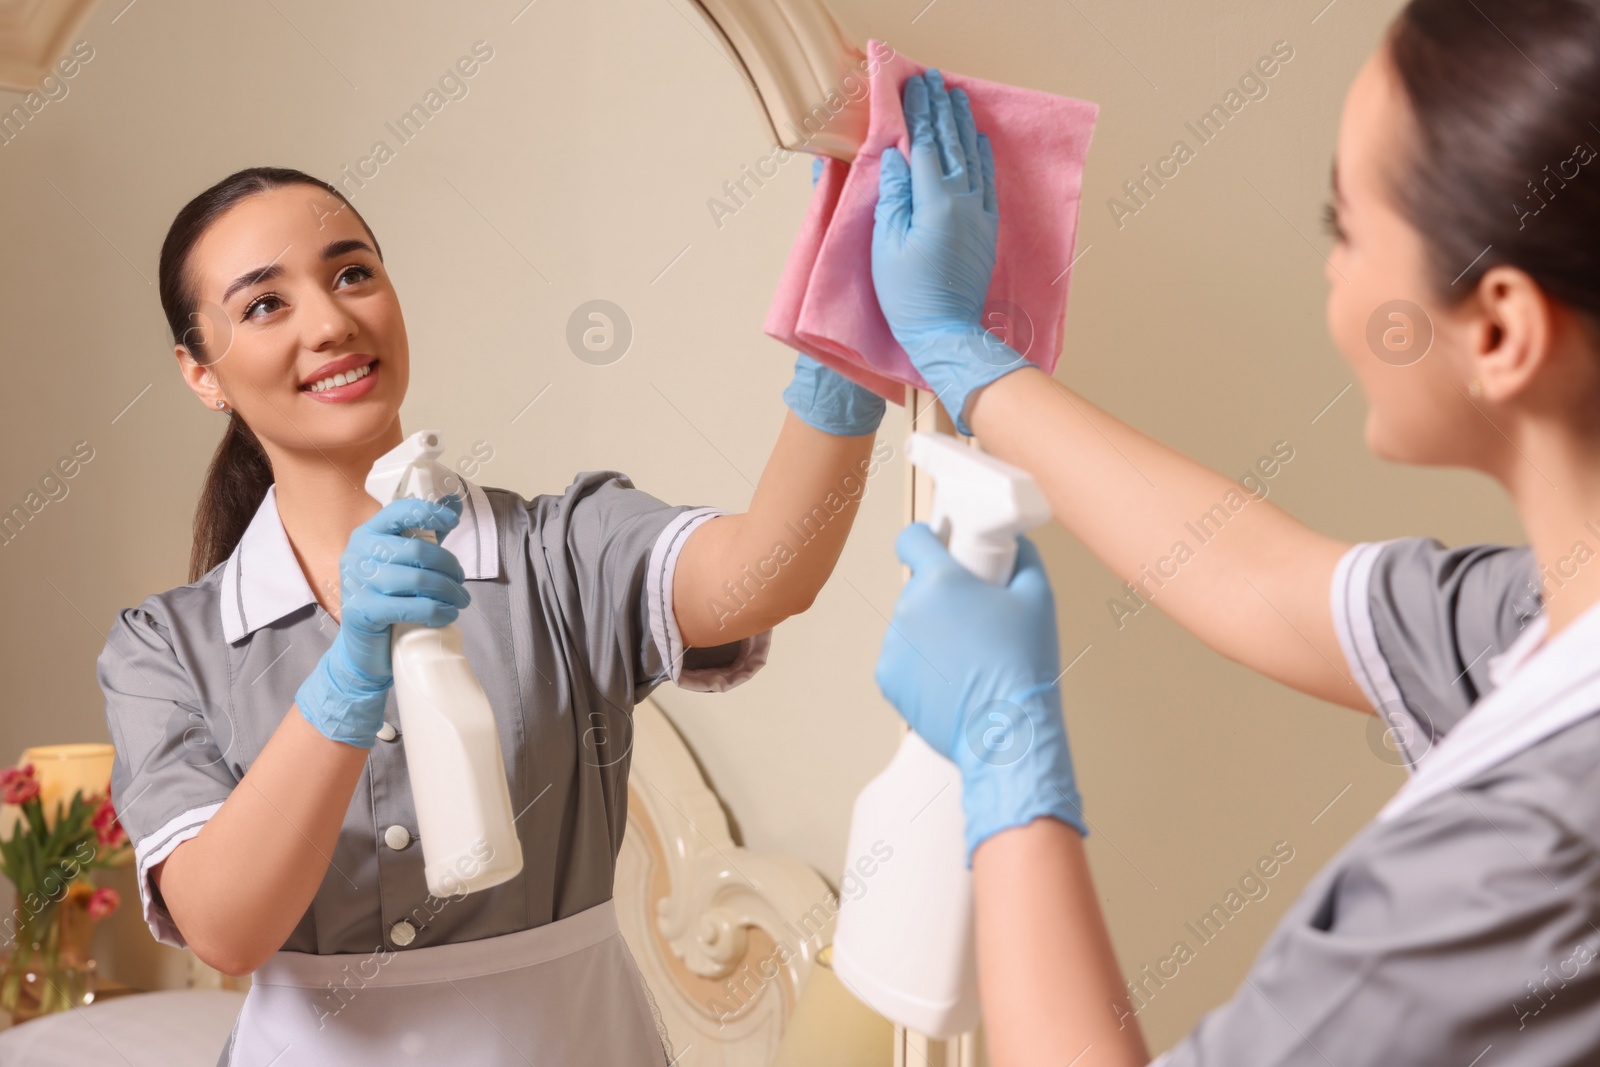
[154,711,368,976]
[673,406,879,648]
[674,159,885,650]
[967,367,1363,711]
[973,818,1149,1067]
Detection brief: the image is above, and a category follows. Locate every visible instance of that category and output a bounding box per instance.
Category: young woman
[97,166,887,1065]
[872,2,1600,1063]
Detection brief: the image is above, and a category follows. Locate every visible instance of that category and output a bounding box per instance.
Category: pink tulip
[86,886,120,921]
[0,764,40,806]
[91,795,127,848]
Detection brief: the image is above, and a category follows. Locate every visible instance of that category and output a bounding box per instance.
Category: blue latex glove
[874,523,1085,865]
[782,353,886,436]
[782,156,887,436]
[296,494,472,748]
[871,69,1027,435]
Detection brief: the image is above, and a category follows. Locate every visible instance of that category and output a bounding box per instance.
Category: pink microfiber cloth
[765,40,1099,404]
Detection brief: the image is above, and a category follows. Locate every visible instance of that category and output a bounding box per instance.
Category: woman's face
[175,183,407,458]
[1323,47,1493,469]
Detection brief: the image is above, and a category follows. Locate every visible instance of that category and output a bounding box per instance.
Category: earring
[215,399,232,413]
[1468,378,1485,398]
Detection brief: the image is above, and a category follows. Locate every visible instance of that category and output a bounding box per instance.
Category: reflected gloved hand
[782,353,886,436]
[874,523,1085,865]
[782,155,887,437]
[296,494,472,749]
[871,68,1026,436]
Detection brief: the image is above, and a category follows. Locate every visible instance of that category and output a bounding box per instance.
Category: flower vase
[0,881,97,1022]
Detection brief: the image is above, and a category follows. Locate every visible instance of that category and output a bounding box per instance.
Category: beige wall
[0,0,1523,1055]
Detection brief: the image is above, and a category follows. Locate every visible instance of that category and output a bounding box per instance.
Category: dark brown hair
[158,167,382,583]
[1385,0,1600,328]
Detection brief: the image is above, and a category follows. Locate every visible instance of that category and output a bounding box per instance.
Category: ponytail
[188,413,274,583]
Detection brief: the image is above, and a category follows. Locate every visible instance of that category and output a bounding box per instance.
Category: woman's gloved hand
[296,494,472,749]
[871,69,1026,436]
[874,523,1085,865]
[783,156,887,437]
[782,353,886,436]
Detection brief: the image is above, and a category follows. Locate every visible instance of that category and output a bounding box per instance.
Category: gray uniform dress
[97,471,769,1065]
[1153,536,1600,1067]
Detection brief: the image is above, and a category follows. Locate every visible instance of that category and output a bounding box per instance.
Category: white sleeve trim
[646,507,773,693]
[1330,539,1424,772]
[132,800,225,949]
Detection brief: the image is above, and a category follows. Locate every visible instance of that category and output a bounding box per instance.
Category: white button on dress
[375,721,398,742]
[384,824,411,850]
[390,919,416,947]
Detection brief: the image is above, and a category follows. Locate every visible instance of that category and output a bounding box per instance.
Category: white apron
[221,899,670,1066]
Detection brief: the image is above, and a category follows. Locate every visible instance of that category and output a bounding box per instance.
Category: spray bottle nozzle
[365,429,456,508]
[906,432,1050,586]
[363,429,464,547]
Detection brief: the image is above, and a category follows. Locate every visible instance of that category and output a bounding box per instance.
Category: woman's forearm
[973,817,1150,1067]
[154,709,368,976]
[966,368,1363,710]
[675,411,880,647]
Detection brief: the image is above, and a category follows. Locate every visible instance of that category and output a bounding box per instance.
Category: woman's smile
[300,355,380,403]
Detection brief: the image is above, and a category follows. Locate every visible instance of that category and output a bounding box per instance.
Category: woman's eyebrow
[220,238,377,305]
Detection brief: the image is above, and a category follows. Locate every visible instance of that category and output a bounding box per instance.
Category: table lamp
[17,743,115,830]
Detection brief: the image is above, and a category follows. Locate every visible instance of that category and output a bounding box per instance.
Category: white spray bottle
[830,432,1051,1037]
[365,429,524,898]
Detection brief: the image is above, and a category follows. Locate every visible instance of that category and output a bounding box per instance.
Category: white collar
[1379,599,1600,823]
[219,478,499,644]
[1486,611,1549,689]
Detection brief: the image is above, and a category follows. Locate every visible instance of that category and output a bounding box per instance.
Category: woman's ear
[1469,264,1550,404]
[176,345,230,412]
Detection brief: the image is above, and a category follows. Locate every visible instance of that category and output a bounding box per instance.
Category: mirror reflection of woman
[99,168,886,1064]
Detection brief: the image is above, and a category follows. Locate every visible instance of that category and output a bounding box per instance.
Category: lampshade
[18,743,115,829]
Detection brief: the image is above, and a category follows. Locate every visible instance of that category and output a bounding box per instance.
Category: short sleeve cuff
[132,801,225,949]
[646,507,772,693]
[1330,539,1426,772]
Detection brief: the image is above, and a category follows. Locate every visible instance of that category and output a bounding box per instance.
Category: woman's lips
[303,359,379,403]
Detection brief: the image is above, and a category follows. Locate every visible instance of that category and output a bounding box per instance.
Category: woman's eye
[336,264,374,287]
[1321,199,1346,243]
[242,294,282,321]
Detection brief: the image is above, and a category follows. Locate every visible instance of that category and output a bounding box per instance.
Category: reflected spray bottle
[365,429,523,897]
